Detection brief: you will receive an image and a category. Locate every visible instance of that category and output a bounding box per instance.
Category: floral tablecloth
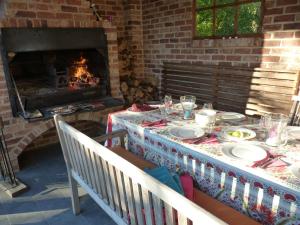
[106,109,300,225]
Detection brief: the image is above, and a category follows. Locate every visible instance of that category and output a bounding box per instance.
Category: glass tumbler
[164,95,173,115]
[180,95,196,120]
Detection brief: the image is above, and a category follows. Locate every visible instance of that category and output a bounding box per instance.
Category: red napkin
[141,119,168,127]
[251,152,284,168]
[131,103,158,112]
[180,173,194,201]
[183,134,219,145]
[262,159,288,169]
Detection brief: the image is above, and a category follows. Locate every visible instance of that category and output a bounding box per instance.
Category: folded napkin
[251,152,284,168]
[180,173,194,201]
[261,159,288,169]
[183,134,219,145]
[131,103,158,112]
[144,166,184,194]
[141,119,168,127]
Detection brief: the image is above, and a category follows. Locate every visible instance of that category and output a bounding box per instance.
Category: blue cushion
[173,173,183,192]
[144,166,184,194]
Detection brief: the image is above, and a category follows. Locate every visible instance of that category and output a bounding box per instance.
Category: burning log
[68,56,100,90]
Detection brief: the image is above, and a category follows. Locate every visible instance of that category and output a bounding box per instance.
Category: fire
[69,56,100,89]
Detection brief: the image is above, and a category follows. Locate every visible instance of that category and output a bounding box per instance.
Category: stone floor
[0,145,116,225]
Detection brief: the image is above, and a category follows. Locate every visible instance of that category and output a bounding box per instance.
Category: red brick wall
[0,0,123,170]
[142,0,300,81]
[25,120,105,152]
[91,0,144,78]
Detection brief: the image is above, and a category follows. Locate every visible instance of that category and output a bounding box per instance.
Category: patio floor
[0,145,116,225]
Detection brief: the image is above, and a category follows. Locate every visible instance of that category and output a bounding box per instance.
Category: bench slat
[142,189,155,225]
[86,148,98,193]
[91,152,103,198]
[96,155,109,202]
[165,203,175,225]
[123,174,137,225]
[132,182,145,225]
[108,164,122,217]
[74,140,90,184]
[178,213,188,225]
[101,158,115,210]
[115,169,129,221]
[90,152,102,198]
[153,194,164,225]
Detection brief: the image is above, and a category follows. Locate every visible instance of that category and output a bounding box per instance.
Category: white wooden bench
[54,115,228,225]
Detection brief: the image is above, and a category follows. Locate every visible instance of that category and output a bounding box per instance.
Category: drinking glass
[164,95,173,115]
[159,100,167,118]
[203,103,213,110]
[180,95,196,120]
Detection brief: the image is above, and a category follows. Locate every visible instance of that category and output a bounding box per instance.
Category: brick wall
[123,0,145,78]
[25,120,105,152]
[0,0,123,170]
[91,0,144,78]
[142,0,300,81]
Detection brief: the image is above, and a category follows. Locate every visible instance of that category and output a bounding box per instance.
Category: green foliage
[216,7,235,36]
[238,2,261,34]
[216,0,234,5]
[195,0,261,37]
[196,0,212,8]
[196,10,213,36]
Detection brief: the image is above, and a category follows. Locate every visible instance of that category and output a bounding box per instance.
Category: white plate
[290,163,300,179]
[222,144,267,162]
[222,127,256,141]
[231,145,267,161]
[169,126,205,139]
[287,126,300,139]
[173,103,198,110]
[218,112,246,121]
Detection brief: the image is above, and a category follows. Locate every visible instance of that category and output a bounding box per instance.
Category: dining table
[106,106,300,225]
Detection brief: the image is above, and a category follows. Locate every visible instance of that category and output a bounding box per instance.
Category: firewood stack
[120,76,159,105]
[118,38,158,105]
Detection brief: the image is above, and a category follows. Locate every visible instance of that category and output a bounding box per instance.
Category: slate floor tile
[0,145,116,225]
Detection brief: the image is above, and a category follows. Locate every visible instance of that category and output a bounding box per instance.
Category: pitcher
[263,113,289,147]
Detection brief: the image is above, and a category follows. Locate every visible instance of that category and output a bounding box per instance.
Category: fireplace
[1,28,113,119]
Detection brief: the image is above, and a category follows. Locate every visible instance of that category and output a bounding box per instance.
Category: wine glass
[164,95,173,114]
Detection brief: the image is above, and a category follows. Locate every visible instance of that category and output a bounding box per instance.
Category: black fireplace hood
[1,28,108,52]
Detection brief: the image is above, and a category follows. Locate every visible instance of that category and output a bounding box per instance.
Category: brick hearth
[0,0,123,170]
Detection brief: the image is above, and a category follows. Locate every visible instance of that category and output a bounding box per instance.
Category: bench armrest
[93,129,128,148]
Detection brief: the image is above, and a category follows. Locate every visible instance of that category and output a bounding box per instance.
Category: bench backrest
[54,115,228,225]
[162,62,300,116]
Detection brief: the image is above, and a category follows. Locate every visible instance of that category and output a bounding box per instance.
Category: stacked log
[120,76,159,105]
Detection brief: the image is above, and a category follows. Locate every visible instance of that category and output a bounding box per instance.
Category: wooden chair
[162,62,300,117]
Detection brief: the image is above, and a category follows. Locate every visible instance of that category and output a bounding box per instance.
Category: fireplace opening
[0,28,121,120]
[9,49,108,111]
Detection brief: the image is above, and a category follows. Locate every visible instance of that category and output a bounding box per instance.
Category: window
[194,0,263,39]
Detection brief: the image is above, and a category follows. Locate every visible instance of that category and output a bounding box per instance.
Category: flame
[69,56,99,89]
[73,56,93,82]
